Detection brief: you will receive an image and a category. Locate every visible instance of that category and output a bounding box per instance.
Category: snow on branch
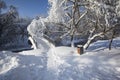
[75,11,88,26]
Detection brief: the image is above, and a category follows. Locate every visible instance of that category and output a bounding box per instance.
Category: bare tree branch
[75,11,88,26]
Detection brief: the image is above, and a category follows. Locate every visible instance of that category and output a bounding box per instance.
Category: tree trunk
[28,36,38,49]
[109,31,115,50]
[0,29,2,38]
[83,38,93,49]
[0,24,4,38]
[84,32,103,49]
[71,34,74,47]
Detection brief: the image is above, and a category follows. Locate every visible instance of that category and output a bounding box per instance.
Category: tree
[47,0,88,47]
[0,5,19,38]
[0,0,7,14]
[28,0,120,50]
[83,0,120,49]
[8,5,19,21]
[47,0,120,49]
[48,0,66,23]
[0,0,7,37]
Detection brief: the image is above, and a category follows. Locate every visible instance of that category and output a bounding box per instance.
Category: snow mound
[88,37,120,51]
[0,51,19,75]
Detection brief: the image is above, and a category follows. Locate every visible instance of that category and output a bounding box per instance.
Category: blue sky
[4,0,48,18]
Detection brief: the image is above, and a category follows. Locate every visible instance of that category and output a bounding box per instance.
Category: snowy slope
[0,37,120,80]
[87,37,120,51]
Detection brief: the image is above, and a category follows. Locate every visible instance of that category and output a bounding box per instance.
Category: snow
[87,37,120,51]
[0,37,120,80]
[0,50,47,80]
[48,0,65,23]
[46,46,120,80]
[0,51,19,75]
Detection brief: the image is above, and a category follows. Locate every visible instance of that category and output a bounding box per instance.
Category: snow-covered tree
[47,0,120,49]
[48,0,65,23]
[28,0,120,50]
[83,0,120,49]
[27,17,47,49]
[47,0,88,47]
[27,0,67,49]
[27,0,89,48]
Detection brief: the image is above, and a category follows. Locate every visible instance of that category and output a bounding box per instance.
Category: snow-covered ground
[0,37,120,80]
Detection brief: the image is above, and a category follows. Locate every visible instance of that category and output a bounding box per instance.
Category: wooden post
[77,45,84,55]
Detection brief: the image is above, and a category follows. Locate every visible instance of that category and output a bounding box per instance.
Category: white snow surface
[0,37,120,80]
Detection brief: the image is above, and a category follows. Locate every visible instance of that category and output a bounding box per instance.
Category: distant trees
[0,1,31,39]
[0,4,19,38]
[0,0,7,37]
[0,0,32,50]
